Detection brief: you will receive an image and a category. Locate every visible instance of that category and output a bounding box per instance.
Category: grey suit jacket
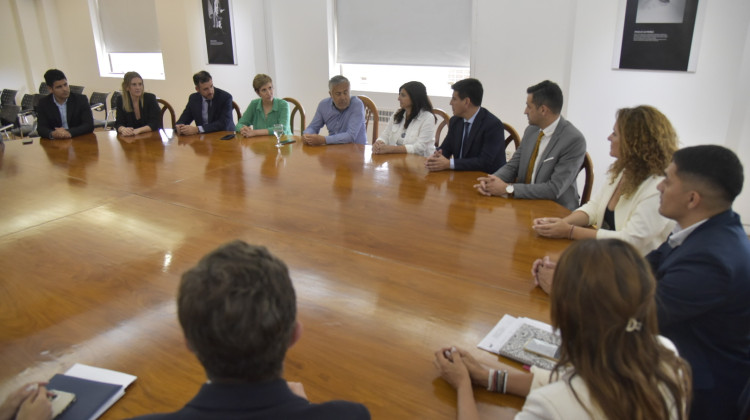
[493,116,586,210]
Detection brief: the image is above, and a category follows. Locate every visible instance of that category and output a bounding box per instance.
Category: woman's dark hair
[393,81,435,128]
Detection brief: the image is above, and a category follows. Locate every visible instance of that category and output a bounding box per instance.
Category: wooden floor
[0,130,571,419]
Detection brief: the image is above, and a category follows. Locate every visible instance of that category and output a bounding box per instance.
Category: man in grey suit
[474,80,586,210]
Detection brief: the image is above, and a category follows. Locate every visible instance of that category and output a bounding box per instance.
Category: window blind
[335,0,471,67]
[98,0,161,53]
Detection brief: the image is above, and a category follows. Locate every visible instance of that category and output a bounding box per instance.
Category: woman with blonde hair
[434,239,692,420]
[235,74,291,137]
[532,105,677,253]
[114,71,161,136]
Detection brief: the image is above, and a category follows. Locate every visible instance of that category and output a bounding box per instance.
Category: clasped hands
[302,134,326,146]
[50,128,72,139]
[175,124,200,136]
[433,346,492,390]
[473,175,508,196]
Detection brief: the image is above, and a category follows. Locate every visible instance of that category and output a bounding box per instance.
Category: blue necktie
[460,122,470,158]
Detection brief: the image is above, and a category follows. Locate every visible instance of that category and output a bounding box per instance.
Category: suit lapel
[464,108,483,155]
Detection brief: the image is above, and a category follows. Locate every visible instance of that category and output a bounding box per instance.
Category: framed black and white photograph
[202,0,236,65]
[613,0,703,71]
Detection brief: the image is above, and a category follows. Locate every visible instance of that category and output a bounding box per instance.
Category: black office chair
[89,92,109,129]
[39,82,50,95]
[1,89,17,106]
[21,94,37,111]
[70,85,85,95]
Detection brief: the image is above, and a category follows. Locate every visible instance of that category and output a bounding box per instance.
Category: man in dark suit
[130,240,370,420]
[425,78,505,173]
[36,69,94,139]
[474,80,586,210]
[647,145,750,420]
[175,70,234,135]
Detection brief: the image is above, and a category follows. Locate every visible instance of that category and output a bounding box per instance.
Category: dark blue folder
[47,374,122,420]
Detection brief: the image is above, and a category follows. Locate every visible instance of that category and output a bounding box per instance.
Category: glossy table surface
[0,130,571,419]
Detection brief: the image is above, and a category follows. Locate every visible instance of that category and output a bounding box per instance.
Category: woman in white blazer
[434,239,692,420]
[532,105,677,254]
[372,81,436,157]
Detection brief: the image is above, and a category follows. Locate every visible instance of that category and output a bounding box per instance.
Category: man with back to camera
[645,145,750,420]
[129,240,370,420]
[302,75,367,146]
[36,69,94,139]
[474,80,586,210]
[424,78,506,173]
[175,70,235,135]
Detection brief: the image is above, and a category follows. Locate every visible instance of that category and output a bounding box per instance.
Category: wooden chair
[578,152,594,206]
[357,95,378,143]
[157,98,176,129]
[432,108,450,148]
[504,123,521,150]
[232,101,242,123]
[283,97,305,134]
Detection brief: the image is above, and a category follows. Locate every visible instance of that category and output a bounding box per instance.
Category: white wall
[2,0,749,225]
[566,0,750,228]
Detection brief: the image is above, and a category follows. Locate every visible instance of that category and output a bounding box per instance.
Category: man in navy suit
[175,70,234,135]
[474,80,586,210]
[130,240,370,420]
[425,78,505,173]
[36,69,94,139]
[647,145,750,420]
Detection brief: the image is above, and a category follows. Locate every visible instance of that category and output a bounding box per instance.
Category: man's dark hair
[193,70,212,86]
[527,80,563,115]
[451,78,483,107]
[672,145,744,205]
[44,69,67,87]
[178,240,297,382]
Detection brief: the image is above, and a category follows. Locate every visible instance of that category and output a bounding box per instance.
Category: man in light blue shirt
[302,76,366,146]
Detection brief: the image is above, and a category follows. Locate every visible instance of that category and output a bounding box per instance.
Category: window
[335,0,471,96]
[88,0,165,80]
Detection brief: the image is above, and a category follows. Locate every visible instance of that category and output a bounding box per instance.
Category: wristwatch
[505,184,514,197]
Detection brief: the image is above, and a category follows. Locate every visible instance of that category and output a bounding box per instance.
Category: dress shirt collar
[540,115,561,137]
[464,107,481,124]
[667,218,709,248]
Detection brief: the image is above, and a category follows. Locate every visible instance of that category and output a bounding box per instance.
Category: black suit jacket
[438,107,505,173]
[36,93,94,139]
[128,379,370,420]
[647,210,750,419]
[176,87,234,132]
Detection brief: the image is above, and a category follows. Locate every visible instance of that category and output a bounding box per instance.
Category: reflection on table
[0,130,571,419]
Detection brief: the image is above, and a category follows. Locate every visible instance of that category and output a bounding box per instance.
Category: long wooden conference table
[0,130,571,419]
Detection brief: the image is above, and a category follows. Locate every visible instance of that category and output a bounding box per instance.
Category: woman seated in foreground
[530,106,677,293]
[235,74,291,137]
[372,81,436,157]
[434,239,691,420]
[114,71,162,136]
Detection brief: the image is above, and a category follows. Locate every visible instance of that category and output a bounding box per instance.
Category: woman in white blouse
[372,81,436,157]
[530,105,677,255]
[434,239,692,420]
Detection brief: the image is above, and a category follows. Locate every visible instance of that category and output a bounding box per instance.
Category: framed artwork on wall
[202,0,236,65]
[612,0,704,71]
